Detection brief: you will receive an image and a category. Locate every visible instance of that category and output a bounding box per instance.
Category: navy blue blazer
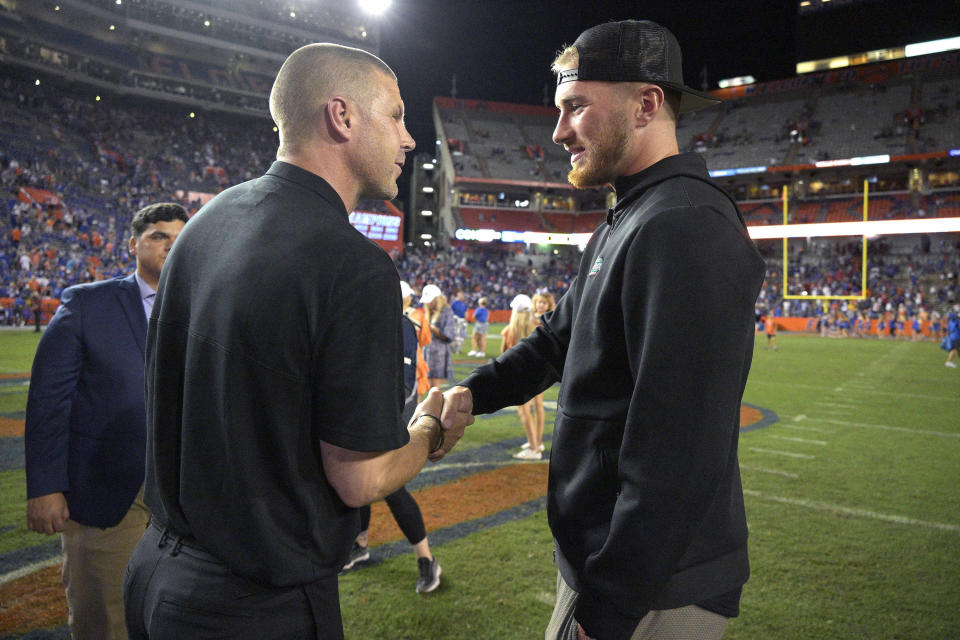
[25,273,148,528]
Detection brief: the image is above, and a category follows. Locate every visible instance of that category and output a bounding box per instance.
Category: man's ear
[128,235,137,256]
[633,84,664,127]
[325,96,353,142]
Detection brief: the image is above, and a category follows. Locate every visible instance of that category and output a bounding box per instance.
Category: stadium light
[421,186,434,193]
[905,36,960,57]
[420,233,432,240]
[718,75,755,89]
[422,162,435,170]
[748,217,960,240]
[420,210,433,216]
[358,0,391,15]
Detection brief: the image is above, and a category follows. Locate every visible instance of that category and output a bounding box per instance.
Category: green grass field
[1,329,958,639]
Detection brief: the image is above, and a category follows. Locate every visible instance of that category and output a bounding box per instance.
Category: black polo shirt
[144,161,407,586]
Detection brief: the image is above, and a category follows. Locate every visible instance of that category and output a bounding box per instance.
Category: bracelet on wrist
[416,413,444,454]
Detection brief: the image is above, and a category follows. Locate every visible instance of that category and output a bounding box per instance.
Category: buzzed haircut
[269,43,397,156]
[131,202,189,237]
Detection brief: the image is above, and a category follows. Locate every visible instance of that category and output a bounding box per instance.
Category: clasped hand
[414,386,475,462]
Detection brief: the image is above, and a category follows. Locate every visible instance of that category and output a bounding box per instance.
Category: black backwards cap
[557,20,721,114]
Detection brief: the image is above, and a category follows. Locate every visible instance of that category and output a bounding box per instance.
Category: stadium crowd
[2,69,959,331]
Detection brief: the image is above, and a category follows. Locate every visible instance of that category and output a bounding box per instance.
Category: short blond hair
[269,43,396,156]
[550,46,578,76]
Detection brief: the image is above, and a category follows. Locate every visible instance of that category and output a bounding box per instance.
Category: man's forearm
[321,415,441,508]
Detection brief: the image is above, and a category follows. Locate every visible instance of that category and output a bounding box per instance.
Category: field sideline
[1,329,958,639]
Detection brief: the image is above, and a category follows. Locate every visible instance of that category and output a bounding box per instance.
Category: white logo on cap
[557,68,579,85]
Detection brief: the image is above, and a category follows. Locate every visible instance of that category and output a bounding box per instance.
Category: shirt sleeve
[313,264,407,452]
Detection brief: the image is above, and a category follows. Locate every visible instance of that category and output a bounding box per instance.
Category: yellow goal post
[781,181,868,301]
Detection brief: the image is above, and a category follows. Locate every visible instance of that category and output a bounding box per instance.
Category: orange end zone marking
[740,405,763,427]
[367,462,548,547]
[0,417,25,437]
[0,565,67,635]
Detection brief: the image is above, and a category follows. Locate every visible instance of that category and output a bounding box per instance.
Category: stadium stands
[1,6,958,324]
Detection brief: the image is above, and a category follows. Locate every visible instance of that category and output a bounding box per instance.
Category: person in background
[422,283,456,387]
[25,202,188,640]
[344,281,442,594]
[450,289,468,319]
[912,306,928,342]
[764,314,778,350]
[450,289,469,356]
[468,296,490,357]
[442,19,765,640]
[501,293,541,460]
[525,291,557,454]
[28,289,42,332]
[124,44,468,639]
[943,308,959,368]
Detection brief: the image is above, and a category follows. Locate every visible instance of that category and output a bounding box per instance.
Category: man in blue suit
[25,202,188,640]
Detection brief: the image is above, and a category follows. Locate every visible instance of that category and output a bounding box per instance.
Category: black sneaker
[416,556,441,593]
[340,542,370,572]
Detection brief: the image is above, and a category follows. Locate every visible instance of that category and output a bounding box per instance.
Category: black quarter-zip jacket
[462,153,766,640]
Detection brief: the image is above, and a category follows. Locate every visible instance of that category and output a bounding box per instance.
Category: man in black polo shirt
[123,43,470,640]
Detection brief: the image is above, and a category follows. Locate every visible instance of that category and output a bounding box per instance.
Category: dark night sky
[375,0,958,157]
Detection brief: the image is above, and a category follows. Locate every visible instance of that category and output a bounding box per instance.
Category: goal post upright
[781,180,869,302]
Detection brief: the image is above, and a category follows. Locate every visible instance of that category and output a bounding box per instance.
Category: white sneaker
[520,442,546,452]
[513,448,542,460]
[466,350,476,357]
[946,361,958,368]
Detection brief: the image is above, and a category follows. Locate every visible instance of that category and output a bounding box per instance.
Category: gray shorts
[473,322,488,335]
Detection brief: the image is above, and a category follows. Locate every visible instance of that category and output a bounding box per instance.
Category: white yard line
[743,489,960,532]
[816,419,960,439]
[770,435,827,445]
[740,464,799,479]
[812,402,860,409]
[781,424,834,434]
[0,554,62,588]
[748,447,815,459]
[750,380,955,402]
[420,459,548,474]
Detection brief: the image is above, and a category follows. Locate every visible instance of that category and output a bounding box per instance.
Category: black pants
[124,522,343,639]
[358,486,426,545]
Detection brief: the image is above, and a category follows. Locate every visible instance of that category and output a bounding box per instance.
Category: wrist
[414,413,444,454]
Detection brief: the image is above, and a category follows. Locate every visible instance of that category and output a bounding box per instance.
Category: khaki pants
[545,572,729,640]
[61,491,150,640]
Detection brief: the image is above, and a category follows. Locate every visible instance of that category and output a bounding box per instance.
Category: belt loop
[171,538,184,557]
[158,528,170,548]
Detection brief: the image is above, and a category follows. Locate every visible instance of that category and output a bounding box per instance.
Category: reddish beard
[567,111,629,189]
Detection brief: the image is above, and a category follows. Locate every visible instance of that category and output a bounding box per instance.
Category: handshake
[411,386,476,462]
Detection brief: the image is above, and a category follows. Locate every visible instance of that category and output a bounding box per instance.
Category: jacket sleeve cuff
[574,591,646,640]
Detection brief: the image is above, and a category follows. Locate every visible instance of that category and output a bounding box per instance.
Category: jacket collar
[606,153,737,227]
[265,161,349,218]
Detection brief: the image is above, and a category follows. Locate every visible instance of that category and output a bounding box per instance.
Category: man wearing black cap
[442,20,766,640]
